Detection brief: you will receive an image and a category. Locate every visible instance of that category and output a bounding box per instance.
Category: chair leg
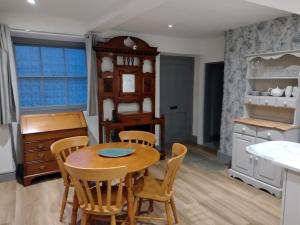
[138,198,143,214]
[86,214,91,225]
[81,213,88,225]
[59,185,69,221]
[133,197,139,216]
[165,201,174,225]
[170,197,179,224]
[111,215,116,225]
[148,200,154,213]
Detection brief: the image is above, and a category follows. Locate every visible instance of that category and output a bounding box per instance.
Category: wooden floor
[0,146,281,225]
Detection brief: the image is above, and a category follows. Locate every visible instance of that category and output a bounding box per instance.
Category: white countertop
[246,141,300,173]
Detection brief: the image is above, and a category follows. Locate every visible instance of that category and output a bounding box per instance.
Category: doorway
[203,62,224,150]
[160,55,194,144]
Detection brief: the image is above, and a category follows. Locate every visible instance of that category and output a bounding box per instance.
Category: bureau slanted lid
[21,112,87,134]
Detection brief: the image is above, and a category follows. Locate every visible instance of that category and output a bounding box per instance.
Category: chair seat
[133,176,171,202]
[80,186,127,215]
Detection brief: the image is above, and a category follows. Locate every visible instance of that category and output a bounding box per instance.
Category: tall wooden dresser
[21,112,87,186]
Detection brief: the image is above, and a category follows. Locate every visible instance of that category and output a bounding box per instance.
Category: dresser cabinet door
[253,138,283,188]
[232,133,256,177]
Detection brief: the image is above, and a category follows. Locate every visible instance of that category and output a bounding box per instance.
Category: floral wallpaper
[220,14,300,156]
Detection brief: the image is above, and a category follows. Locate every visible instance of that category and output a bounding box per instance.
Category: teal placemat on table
[97,148,135,158]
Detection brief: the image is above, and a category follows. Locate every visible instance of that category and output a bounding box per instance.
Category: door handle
[169,105,178,110]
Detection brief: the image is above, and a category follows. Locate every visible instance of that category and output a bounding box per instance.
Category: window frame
[13,37,88,114]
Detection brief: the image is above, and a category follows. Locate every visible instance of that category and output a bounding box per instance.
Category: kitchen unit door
[232,133,256,177]
[253,138,283,188]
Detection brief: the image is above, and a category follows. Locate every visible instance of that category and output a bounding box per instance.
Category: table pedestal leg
[126,173,135,225]
[71,193,79,225]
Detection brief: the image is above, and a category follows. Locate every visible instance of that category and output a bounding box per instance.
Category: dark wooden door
[160,55,194,144]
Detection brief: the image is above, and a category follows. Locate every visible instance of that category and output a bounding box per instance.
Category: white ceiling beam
[88,0,172,32]
[244,0,300,14]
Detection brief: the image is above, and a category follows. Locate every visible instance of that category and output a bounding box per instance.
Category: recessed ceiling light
[27,0,36,5]
[168,24,173,28]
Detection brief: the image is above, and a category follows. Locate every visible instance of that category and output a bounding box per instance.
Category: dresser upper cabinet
[94,36,163,143]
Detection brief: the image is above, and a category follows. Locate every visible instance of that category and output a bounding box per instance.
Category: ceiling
[115,0,290,38]
[0,0,291,38]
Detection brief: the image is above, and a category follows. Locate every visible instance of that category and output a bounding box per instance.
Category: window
[14,41,87,112]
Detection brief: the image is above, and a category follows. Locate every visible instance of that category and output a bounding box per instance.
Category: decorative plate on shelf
[97,148,135,158]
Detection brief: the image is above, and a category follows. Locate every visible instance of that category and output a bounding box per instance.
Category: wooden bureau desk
[21,112,87,186]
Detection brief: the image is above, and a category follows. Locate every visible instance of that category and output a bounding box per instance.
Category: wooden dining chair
[50,136,89,222]
[119,130,156,147]
[64,163,128,225]
[132,143,187,225]
[119,130,156,211]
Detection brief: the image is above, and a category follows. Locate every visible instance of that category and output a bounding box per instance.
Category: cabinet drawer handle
[283,101,287,106]
[267,132,271,137]
[249,155,253,159]
[264,100,268,105]
[37,144,45,149]
[38,152,45,158]
[248,99,252,103]
[242,127,246,132]
[39,165,45,170]
[255,157,259,161]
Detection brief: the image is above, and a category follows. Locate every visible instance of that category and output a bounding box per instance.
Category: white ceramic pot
[292,86,298,97]
[268,86,285,97]
[285,86,293,97]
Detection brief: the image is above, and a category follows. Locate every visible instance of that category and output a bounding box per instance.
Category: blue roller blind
[14,44,87,111]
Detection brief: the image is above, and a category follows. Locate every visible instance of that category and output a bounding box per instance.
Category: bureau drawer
[24,160,59,176]
[23,128,87,142]
[257,128,285,140]
[23,139,55,151]
[24,150,55,162]
[234,123,256,136]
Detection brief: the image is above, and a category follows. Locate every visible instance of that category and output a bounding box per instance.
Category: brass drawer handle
[39,165,45,170]
[37,152,45,158]
[37,144,45,149]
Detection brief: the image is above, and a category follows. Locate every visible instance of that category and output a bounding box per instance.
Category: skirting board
[0,171,16,182]
[217,151,231,163]
[229,169,282,198]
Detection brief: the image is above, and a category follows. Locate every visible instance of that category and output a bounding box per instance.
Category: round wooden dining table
[66,142,160,225]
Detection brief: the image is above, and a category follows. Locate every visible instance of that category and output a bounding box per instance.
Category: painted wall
[219,14,300,157]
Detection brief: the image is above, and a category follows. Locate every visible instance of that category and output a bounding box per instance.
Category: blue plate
[98,148,135,158]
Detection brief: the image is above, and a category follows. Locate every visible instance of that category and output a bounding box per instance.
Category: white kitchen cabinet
[230,50,300,198]
[253,138,282,188]
[232,133,255,177]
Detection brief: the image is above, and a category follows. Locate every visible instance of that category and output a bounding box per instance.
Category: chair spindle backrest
[50,136,89,186]
[64,164,128,213]
[161,143,187,194]
[119,131,155,147]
